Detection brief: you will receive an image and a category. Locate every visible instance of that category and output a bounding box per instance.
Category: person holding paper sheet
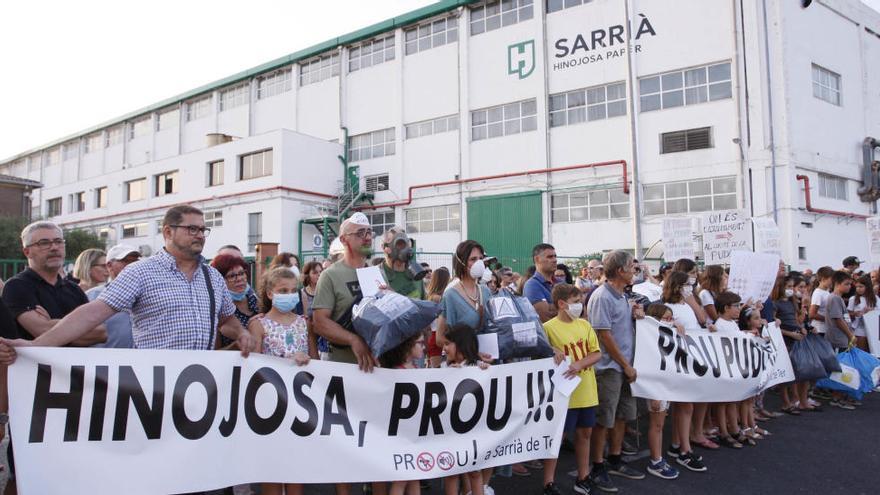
[847,274,877,352]
[542,284,602,495]
[773,275,809,415]
[586,250,648,492]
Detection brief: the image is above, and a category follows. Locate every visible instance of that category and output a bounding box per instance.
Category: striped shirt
[98,248,234,350]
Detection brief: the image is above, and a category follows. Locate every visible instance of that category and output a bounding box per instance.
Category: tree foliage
[0,216,104,261]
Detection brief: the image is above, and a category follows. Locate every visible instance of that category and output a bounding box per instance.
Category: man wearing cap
[312,212,378,372]
[84,244,141,348]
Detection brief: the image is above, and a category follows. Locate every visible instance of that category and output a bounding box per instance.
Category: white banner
[868,217,880,265]
[701,210,751,264]
[9,349,567,495]
[662,217,695,261]
[727,250,780,304]
[631,318,794,402]
[752,217,782,258]
[864,309,880,358]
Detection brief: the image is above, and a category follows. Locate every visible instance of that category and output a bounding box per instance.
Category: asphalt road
[1,391,877,494]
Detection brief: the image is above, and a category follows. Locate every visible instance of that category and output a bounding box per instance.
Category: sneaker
[830,399,855,410]
[666,445,681,458]
[676,452,707,473]
[647,459,680,480]
[484,485,495,495]
[543,482,563,495]
[589,466,618,493]
[607,461,646,480]
[621,439,639,456]
[574,478,593,495]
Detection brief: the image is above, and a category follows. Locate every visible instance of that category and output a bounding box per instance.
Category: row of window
[43,150,272,217]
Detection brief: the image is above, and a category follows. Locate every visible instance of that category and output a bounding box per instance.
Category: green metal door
[467,191,542,274]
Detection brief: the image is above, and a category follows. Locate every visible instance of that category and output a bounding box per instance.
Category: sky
[1,0,878,162]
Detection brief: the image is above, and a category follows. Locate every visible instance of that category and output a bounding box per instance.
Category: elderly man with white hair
[84,244,142,348]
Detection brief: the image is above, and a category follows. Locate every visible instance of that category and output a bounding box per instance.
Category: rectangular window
[95,187,108,208]
[348,34,395,73]
[347,128,395,161]
[84,133,102,154]
[248,212,262,251]
[643,176,737,216]
[122,222,149,239]
[157,108,180,130]
[208,160,224,186]
[818,173,848,200]
[798,247,807,260]
[46,197,62,217]
[205,210,223,228]
[366,211,395,236]
[660,127,712,154]
[365,173,390,193]
[471,99,537,141]
[125,178,147,202]
[551,187,629,222]
[299,54,340,86]
[239,149,274,180]
[154,171,178,196]
[129,116,152,139]
[549,82,626,128]
[186,96,212,121]
[219,84,249,111]
[62,142,78,161]
[405,115,459,139]
[405,204,461,233]
[812,64,841,106]
[404,15,459,55]
[257,68,293,98]
[639,62,732,112]
[547,0,592,13]
[470,0,533,36]
[44,148,60,167]
[105,126,123,147]
[70,192,85,213]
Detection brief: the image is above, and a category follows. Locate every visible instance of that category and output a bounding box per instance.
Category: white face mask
[480,268,493,284]
[682,286,694,298]
[785,288,794,298]
[469,260,486,280]
[687,276,697,287]
[566,302,583,320]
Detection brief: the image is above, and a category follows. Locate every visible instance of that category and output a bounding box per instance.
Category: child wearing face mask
[542,284,602,494]
[643,304,683,479]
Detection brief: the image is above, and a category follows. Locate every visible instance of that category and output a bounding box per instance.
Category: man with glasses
[84,244,142,348]
[1,221,106,344]
[0,206,253,355]
[313,212,378,373]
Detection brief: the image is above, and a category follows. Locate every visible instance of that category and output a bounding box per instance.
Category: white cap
[348,212,370,226]
[106,244,140,261]
[328,237,345,256]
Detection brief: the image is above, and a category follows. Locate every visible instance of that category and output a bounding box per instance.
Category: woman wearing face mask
[211,254,259,349]
[555,263,574,285]
[774,275,807,414]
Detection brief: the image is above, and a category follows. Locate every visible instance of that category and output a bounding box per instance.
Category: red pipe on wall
[357,160,629,211]
[795,174,869,219]
[58,185,336,227]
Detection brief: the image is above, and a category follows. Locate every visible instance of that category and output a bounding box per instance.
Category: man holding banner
[585,250,646,492]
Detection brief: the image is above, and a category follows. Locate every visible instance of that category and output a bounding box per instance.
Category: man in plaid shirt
[0,205,254,354]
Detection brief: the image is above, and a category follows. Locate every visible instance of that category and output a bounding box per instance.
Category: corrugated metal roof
[1,0,475,165]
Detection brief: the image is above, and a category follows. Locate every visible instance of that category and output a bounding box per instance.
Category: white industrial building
[1,0,879,271]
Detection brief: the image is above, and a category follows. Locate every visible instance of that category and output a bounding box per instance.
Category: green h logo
[507,40,536,80]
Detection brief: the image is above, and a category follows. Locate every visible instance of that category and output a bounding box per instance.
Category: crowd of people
[0,205,876,495]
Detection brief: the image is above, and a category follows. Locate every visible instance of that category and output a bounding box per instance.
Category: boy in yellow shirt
[542,284,602,495]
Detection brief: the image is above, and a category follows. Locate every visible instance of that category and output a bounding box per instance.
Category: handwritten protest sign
[701,210,752,264]
[753,217,782,258]
[867,217,880,265]
[662,217,695,261]
[727,250,780,304]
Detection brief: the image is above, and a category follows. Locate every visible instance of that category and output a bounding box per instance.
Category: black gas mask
[386,232,428,281]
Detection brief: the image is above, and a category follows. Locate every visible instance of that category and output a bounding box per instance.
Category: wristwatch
[0,413,8,426]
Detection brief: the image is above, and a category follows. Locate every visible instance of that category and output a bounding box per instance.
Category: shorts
[564,407,596,432]
[648,400,669,413]
[595,369,637,429]
[426,331,443,358]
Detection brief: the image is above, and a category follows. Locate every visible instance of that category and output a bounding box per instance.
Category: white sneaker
[484,485,495,495]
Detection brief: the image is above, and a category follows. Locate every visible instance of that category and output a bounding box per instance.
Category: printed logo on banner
[507,40,536,79]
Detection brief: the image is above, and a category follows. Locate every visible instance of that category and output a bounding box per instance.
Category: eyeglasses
[345,228,373,239]
[225,271,248,281]
[170,225,211,236]
[27,238,65,249]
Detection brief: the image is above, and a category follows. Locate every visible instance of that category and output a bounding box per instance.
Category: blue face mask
[272,292,300,313]
[228,284,250,302]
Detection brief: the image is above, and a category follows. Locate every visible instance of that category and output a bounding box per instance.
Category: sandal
[781,406,801,416]
[511,464,531,477]
[692,437,720,450]
[719,436,743,449]
[753,427,771,437]
[734,431,756,446]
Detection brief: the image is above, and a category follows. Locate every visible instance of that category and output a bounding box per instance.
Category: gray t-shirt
[586,284,634,372]
[86,284,134,349]
[825,293,850,349]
